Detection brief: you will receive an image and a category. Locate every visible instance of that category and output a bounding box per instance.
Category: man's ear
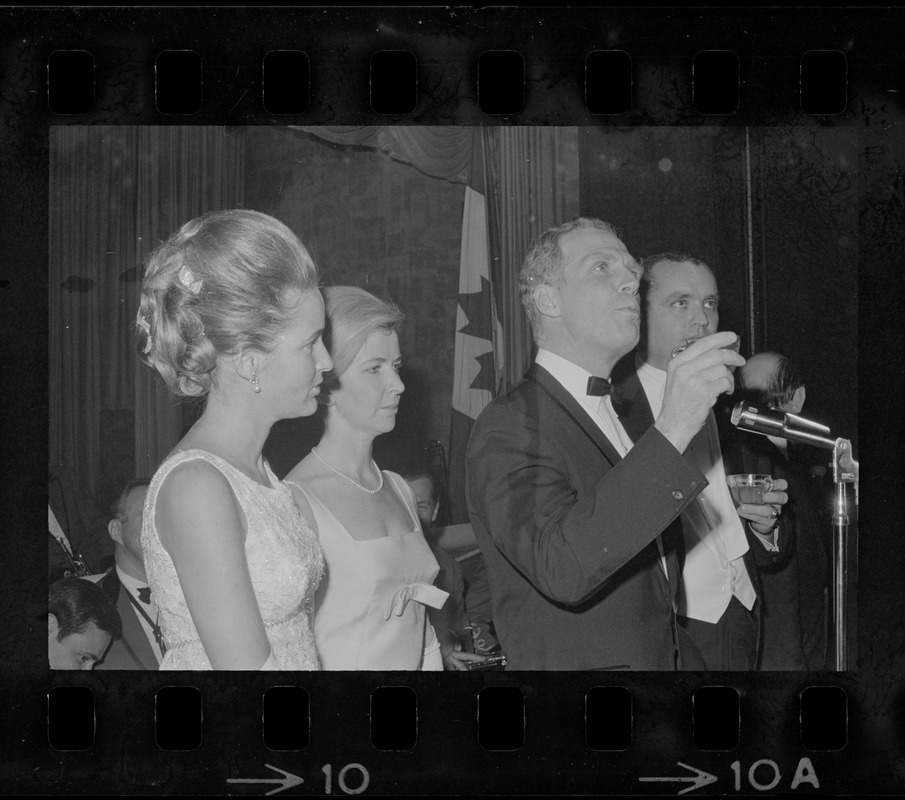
[48,614,60,641]
[789,385,806,415]
[430,500,439,525]
[108,518,123,546]
[533,283,560,319]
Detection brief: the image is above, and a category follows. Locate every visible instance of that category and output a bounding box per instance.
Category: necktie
[126,587,167,657]
[137,586,152,604]
[586,376,612,396]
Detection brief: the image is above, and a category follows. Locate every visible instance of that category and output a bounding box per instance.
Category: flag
[446,185,502,523]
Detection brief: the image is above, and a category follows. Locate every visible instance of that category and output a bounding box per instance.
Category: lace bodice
[141,449,324,670]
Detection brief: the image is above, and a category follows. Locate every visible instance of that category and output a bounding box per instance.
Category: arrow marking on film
[227,763,304,796]
[638,761,718,795]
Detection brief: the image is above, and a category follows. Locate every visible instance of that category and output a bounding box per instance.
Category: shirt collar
[535,349,599,404]
[637,357,666,387]
[116,565,150,599]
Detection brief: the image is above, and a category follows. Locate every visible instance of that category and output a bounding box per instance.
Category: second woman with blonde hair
[286,286,448,670]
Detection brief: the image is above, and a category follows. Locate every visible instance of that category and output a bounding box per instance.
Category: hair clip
[137,314,153,355]
[178,264,203,295]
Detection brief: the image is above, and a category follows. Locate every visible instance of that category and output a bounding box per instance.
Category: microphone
[731,402,837,450]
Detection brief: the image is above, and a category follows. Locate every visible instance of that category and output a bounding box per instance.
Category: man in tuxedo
[466,219,744,670]
[96,479,164,670]
[612,253,789,670]
[732,352,830,669]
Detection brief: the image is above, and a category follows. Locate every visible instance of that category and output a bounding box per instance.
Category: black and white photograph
[47,124,859,675]
[2,5,903,796]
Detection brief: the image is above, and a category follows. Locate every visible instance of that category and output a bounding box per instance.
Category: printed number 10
[321,763,370,795]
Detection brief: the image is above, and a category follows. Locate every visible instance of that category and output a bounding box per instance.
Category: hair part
[49,578,122,641]
[518,217,620,340]
[136,209,320,399]
[318,286,404,404]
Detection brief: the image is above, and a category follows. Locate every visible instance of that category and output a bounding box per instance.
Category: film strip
[2,5,902,796]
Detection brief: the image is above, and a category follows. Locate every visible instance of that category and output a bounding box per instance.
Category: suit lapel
[610,367,655,443]
[116,581,159,670]
[530,363,681,605]
[527,364,623,467]
[611,364,682,603]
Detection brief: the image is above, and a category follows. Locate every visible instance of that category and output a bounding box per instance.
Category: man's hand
[736,478,789,536]
[654,332,745,454]
[442,647,490,671]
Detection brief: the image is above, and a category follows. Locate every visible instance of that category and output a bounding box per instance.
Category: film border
[1,5,902,796]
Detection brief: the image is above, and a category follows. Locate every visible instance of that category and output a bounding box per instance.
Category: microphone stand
[732,404,858,670]
[830,438,858,671]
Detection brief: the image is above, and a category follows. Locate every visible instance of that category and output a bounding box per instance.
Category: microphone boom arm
[731,401,857,671]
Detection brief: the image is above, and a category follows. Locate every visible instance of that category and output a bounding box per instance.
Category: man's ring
[771,509,778,518]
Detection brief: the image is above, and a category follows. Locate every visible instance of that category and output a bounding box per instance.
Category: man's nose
[689,304,710,328]
[617,262,640,292]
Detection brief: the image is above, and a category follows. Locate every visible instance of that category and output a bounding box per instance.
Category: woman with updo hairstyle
[285,286,481,670]
[136,209,332,670]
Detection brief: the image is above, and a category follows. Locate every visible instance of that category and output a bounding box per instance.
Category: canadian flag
[446,185,503,523]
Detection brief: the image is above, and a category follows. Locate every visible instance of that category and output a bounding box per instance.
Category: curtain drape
[483,127,581,391]
[50,126,244,505]
[295,125,581,393]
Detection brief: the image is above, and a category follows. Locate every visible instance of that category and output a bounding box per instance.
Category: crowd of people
[49,209,832,672]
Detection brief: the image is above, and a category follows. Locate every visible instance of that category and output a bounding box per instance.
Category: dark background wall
[242,128,467,476]
[238,125,857,481]
[579,126,858,450]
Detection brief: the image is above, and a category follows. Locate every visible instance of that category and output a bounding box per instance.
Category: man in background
[96,479,164,670]
[733,351,830,669]
[612,253,788,670]
[49,578,121,670]
[405,470,487,670]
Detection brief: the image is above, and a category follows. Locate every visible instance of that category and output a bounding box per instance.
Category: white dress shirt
[636,361,757,622]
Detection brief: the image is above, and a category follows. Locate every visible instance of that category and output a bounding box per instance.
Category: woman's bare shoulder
[155,457,244,543]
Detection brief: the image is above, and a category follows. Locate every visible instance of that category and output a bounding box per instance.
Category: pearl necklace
[310,447,384,494]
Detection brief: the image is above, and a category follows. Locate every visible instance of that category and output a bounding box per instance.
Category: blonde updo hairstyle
[318,286,404,406]
[136,210,319,398]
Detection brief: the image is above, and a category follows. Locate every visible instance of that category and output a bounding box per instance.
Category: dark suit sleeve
[466,397,706,606]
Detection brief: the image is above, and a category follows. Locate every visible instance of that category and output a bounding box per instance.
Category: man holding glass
[612,253,788,670]
[467,220,746,670]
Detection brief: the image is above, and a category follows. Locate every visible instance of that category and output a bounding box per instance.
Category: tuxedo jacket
[717,413,830,670]
[610,365,787,614]
[465,363,707,670]
[96,570,160,670]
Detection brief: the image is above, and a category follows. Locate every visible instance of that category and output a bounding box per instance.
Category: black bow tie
[587,376,613,397]
[137,586,152,604]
